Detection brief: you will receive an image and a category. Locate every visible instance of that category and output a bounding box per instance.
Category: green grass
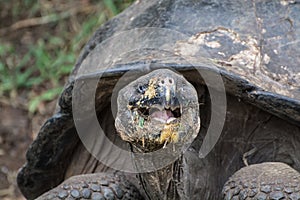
[0,0,134,113]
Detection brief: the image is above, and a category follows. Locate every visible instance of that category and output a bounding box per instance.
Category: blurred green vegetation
[0,0,134,113]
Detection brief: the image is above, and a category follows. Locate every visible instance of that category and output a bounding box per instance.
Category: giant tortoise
[17,0,300,199]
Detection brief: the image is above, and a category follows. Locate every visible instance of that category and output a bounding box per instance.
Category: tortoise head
[115,69,200,152]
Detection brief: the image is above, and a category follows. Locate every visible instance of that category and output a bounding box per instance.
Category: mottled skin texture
[17,0,300,200]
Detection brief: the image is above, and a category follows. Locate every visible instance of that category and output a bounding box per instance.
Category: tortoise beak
[165,86,172,108]
[160,78,177,109]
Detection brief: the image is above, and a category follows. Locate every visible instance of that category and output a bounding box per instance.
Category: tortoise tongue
[151,110,175,123]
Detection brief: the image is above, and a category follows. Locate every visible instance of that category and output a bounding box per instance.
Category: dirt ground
[0,100,57,200]
[0,103,30,200]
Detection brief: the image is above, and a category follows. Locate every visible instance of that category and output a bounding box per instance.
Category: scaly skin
[222,162,300,200]
[36,173,143,200]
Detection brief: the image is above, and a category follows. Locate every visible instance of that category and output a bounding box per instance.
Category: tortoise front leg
[222,162,300,200]
[36,173,144,200]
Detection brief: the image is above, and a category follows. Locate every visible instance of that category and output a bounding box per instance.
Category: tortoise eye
[137,84,147,94]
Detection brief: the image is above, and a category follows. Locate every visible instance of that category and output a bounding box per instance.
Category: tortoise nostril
[160,78,174,85]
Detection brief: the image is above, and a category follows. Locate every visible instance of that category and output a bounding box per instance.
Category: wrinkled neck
[132,150,183,200]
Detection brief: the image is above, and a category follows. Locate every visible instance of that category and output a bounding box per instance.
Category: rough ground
[0,101,56,200]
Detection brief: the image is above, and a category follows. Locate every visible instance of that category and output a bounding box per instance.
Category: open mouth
[137,106,181,124]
